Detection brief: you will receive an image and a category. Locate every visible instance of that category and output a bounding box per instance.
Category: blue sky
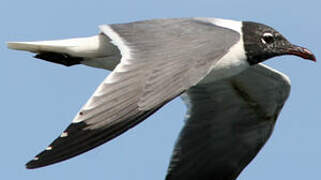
[1,0,320,179]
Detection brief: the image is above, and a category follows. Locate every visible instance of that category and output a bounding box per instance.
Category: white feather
[7,35,111,58]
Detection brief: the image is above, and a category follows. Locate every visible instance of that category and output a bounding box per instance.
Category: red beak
[287,45,316,62]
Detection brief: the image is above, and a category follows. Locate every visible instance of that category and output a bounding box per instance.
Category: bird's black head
[242,21,316,65]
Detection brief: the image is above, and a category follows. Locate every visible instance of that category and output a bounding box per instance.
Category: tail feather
[8,40,71,53]
[7,34,117,67]
[7,35,110,58]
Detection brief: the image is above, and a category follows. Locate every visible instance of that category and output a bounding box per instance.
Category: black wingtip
[25,155,55,169]
[24,105,166,169]
[26,156,44,169]
[24,122,88,169]
[25,160,37,169]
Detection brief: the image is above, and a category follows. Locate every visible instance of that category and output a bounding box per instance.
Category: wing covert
[26,18,240,168]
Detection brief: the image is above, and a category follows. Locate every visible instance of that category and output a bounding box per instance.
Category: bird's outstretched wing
[26,18,240,169]
[166,64,291,180]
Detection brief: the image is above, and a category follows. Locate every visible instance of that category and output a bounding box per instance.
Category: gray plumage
[7,17,315,180]
[166,64,290,180]
[16,18,242,169]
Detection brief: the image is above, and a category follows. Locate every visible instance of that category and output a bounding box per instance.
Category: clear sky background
[1,0,320,179]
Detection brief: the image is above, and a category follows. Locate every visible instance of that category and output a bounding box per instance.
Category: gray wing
[26,18,240,169]
[166,64,291,180]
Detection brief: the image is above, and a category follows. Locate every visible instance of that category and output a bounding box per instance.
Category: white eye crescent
[261,32,274,44]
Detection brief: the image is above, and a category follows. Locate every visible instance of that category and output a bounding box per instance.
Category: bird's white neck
[198,19,249,84]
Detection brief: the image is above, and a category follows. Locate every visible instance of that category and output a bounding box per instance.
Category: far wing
[26,18,240,169]
[166,64,291,180]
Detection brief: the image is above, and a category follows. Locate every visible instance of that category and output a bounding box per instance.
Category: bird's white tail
[7,34,111,58]
[7,33,121,68]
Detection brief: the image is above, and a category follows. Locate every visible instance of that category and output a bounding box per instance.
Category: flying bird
[8,18,315,180]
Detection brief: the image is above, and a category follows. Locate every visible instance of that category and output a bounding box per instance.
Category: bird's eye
[261,32,275,44]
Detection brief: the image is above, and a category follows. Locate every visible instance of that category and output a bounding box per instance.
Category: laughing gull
[8,18,315,179]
